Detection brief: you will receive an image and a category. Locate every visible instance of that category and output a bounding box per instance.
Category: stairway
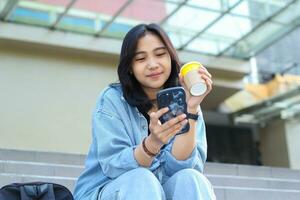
[1,149,300,200]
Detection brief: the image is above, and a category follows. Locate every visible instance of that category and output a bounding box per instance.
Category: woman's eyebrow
[134,51,146,56]
[135,46,166,56]
[154,46,167,51]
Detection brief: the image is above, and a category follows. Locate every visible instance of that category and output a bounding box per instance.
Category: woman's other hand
[179,66,212,112]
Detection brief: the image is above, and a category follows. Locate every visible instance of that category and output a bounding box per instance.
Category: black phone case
[157,87,190,134]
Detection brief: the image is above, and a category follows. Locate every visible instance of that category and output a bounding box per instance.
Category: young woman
[73,23,215,200]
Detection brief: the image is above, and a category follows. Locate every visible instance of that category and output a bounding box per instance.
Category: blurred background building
[1,0,300,170]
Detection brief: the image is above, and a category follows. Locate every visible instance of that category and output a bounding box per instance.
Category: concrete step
[2,148,300,180]
[0,160,300,180]
[204,162,300,180]
[2,159,300,182]
[0,160,84,178]
[0,148,86,165]
[2,160,300,191]
[2,148,300,200]
[2,172,300,200]
[2,148,300,178]
[206,174,300,190]
[1,156,300,183]
[214,186,300,200]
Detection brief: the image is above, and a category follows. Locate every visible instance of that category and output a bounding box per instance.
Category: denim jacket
[73,83,207,200]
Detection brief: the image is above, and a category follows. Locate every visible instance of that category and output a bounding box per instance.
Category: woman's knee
[129,168,159,185]
[172,169,216,200]
[99,168,165,200]
[122,168,165,199]
[175,168,213,190]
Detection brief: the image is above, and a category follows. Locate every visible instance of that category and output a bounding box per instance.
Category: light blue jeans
[98,168,216,200]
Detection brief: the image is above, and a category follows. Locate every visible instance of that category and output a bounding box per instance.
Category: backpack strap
[21,183,55,200]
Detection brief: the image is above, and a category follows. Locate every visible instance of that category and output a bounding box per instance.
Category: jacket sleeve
[160,114,207,177]
[93,91,161,179]
[92,94,140,179]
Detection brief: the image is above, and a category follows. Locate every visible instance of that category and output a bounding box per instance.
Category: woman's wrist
[187,106,198,114]
[142,138,157,157]
[146,135,163,154]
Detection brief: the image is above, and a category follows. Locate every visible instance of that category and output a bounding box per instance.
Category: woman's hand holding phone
[146,107,188,151]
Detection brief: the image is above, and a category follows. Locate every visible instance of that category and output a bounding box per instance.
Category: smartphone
[156,87,190,134]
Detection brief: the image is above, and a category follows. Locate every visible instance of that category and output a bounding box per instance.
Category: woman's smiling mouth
[146,71,163,78]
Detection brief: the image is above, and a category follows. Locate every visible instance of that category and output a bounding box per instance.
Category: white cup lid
[190,83,207,96]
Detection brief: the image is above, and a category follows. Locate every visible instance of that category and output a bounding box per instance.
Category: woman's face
[131,32,172,97]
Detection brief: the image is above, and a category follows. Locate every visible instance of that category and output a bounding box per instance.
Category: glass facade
[0,0,299,59]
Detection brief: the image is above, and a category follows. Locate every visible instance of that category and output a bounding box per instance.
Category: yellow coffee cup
[180,61,207,96]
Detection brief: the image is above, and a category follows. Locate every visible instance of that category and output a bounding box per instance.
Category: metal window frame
[0,0,19,21]
[95,0,133,37]
[218,0,298,58]
[255,14,300,57]
[159,0,188,25]
[1,0,299,60]
[178,0,244,50]
[50,0,78,29]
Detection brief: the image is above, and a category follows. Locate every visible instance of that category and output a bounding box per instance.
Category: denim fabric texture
[73,83,213,200]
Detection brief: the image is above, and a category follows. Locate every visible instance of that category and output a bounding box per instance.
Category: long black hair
[117,23,180,113]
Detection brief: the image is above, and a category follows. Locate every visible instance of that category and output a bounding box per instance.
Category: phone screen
[157,87,189,134]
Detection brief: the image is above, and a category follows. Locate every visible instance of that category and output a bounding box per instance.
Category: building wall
[260,116,300,170]
[285,117,300,169]
[260,119,290,168]
[0,40,118,154]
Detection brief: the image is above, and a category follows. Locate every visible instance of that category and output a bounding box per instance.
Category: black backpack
[0,182,73,200]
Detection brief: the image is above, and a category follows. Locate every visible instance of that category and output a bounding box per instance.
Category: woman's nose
[146,57,159,70]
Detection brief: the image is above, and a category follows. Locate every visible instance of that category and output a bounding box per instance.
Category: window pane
[57,15,96,34]
[7,0,72,27]
[28,0,70,7]
[0,0,9,13]
[272,0,300,24]
[57,0,130,34]
[224,22,284,58]
[167,30,193,48]
[164,5,220,32]
[186,35,233,55]
[188,0,241,12]
[101,0,178,38]
[206,14,259,40]
[231,0,291,21]
[162,0,185,3]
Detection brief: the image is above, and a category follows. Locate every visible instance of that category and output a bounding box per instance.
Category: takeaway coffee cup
[180,61,207,96]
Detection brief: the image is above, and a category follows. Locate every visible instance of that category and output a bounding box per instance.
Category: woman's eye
[156,52,166,57]
[135,57,145,61]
